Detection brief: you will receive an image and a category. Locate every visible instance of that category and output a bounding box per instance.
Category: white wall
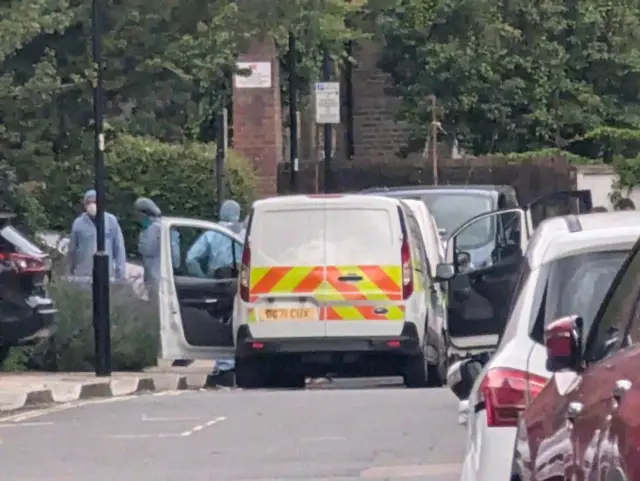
[576,164,640,210]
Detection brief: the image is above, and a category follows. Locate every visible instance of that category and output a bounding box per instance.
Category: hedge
[40,134,257,255]
[2,278,159,372]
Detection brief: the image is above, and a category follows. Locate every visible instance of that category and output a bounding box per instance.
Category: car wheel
[235,358,267,389]
[403,355,428,388]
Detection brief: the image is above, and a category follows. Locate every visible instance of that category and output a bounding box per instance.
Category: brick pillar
[232,37,282,198]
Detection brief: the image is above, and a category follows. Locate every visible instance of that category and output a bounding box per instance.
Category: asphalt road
[0,378,465,480]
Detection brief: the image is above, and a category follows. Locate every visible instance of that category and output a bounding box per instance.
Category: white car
[444,211,640,481]
[232,194,448,388]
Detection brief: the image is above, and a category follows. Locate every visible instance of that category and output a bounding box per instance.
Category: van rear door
[322,199,404,338]
[247,200,326,339]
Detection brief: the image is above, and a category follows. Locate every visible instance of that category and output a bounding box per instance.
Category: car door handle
[338,275,363,282]
[613,379,632,403]
[567,401,583,424]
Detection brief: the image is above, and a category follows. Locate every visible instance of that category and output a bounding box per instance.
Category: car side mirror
[544,315,583,372]
[435,263,455,282]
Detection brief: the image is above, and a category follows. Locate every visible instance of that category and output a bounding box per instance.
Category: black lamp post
[91,0,111,377]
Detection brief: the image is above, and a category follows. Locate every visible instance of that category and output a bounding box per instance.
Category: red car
[511,233,640,481]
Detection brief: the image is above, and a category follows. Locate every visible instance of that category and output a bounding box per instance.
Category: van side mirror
[544,315,583,372]
[435,263,455,281]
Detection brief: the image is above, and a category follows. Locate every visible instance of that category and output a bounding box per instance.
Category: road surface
[0,379,465,480]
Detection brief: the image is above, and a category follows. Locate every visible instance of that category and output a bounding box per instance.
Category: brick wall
[348,40,423,164]
[232,37,282,197]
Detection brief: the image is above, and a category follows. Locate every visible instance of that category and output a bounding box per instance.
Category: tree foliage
[377,0,640,160]
[0,0,364,235]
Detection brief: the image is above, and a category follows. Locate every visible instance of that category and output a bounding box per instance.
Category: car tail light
[479,367,548,427]
[239,244,251,302]
[0,252,46,273]
[401,236,414,299]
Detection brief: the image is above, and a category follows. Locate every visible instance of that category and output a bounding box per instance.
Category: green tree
[376,0,640,158]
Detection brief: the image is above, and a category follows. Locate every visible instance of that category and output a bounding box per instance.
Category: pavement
[0,378,465,480]
[0,361,224,412]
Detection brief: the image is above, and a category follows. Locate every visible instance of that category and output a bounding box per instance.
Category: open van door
[439,190,593,355]
[158,217,244,361]
[441,208,528,353]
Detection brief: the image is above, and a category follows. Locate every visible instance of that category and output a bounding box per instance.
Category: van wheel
[235,358,266,389]
[403,355,428,388]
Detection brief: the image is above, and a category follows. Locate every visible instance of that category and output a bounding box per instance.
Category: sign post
[315,63,340,193]
[314,81,340,124]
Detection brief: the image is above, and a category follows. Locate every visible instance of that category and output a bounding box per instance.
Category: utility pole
[91,0,111,377]
[430,95,439,186]
[288,32,298,192]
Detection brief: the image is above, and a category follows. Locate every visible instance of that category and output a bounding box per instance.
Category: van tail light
[0,252,46,273]
[479,368,548,427]
[401,236,414,299]
[239,244,251,302]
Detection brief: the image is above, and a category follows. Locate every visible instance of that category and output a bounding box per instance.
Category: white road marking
[107,433,180,440]
[142,414,201,422]
[180,416,227,437]
[0,421,53,428]
[0,391,189,423]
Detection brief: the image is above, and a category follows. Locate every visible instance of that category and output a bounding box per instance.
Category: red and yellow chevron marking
[247,265,404,321]
[249,265,402,302]
[325,304,405,321]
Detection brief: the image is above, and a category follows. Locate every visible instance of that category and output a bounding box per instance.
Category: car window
[527,250,628,345]
[174,225,241,279]
[419,193,494,249]
[405,210,430,273]
[585,247,640,363]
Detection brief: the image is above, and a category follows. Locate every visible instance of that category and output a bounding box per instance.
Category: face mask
[85,202,97,217]
[139,216,153,229]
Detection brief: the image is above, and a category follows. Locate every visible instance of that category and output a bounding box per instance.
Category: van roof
[253,194,403,210]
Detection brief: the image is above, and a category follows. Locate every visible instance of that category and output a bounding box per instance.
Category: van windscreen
[253,207,398,266]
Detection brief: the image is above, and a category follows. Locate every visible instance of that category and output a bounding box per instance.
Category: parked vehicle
[511,214,640,481]
[447,211,640,481]
[362,184,519,266]
[232,194,447,388]
[0,214,57,365]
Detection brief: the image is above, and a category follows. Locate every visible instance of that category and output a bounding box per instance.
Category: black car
[0,213,57,365]
[361,184,520,240]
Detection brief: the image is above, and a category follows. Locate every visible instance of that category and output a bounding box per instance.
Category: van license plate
[257,307,318,321]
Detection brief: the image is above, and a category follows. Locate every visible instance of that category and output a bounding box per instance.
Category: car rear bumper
[235,322,421,359]
[0,300,57,346]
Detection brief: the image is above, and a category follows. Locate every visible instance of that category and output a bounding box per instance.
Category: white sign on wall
[234,62,272,89]
[314,82,340,124]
